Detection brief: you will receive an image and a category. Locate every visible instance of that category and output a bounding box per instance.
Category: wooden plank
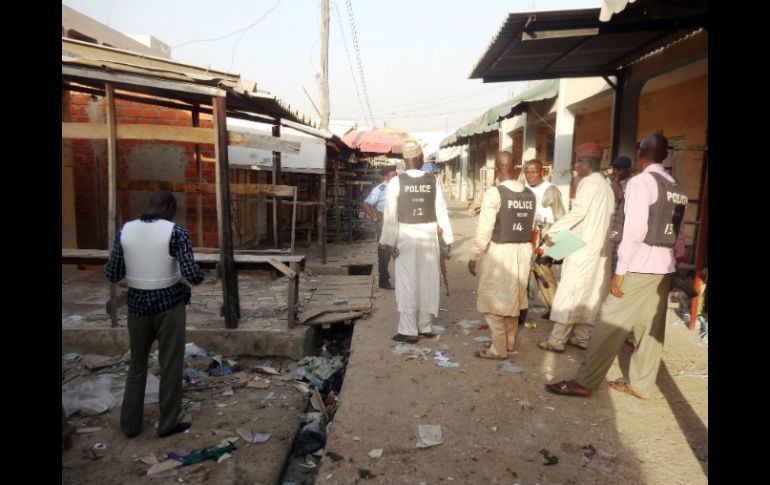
[214,96,241,328]
[62,122,214,143]
[61,122,106,139]
[193,108,204,247]
[303,311,364,326]
[118,180,296,198]
[268,258,297,279]
[228,130,300,154]
[105,83,119,329]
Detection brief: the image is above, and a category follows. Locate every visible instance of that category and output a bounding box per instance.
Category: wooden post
[272,123,282,247]
[192,108,204,247]
[105,83,119,328]
[287,261,299,329]
[213,96,240,328]
[318,162,327,264]
[334,159,341,242]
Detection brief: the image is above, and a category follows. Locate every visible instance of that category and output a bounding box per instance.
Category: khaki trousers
[121,301,186,437]
[575,273,671,398]
[484,313,519,358]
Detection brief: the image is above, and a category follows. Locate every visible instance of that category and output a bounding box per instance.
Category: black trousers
[375,213,391,285]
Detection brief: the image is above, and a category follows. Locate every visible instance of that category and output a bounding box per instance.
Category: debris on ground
[539,448,559,466]
[416,424,443,448]
[368,449,383,458]
[500,362,524,373]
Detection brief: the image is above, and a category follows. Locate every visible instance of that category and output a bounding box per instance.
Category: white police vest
[121,219,182,290]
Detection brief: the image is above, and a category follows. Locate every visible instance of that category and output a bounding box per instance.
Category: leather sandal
[544,380,591,397]
[473,350,506,360]
[537,341,565,353]
[608,381,645,399]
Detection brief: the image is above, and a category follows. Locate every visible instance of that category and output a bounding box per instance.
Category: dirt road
[319,203,708,485]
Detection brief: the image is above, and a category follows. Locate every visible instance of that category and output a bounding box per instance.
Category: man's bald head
[638,133,669,165]
[495,151,516,181]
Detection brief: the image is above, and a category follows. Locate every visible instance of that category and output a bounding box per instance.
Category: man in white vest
[105,191,204,438]
[380,140,454,343]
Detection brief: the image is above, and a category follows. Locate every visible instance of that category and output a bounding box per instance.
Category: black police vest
[643,172,688,247]
[491,185,536,243]
[397,173,437,223]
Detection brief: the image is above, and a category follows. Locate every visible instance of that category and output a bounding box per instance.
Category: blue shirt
[105,214,205,317]
[364,181,388,213]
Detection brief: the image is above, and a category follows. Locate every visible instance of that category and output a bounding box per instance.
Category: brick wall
[64,89,220,249]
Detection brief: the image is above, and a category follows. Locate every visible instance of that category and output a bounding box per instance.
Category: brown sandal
[608,381,645,399]
[544,380,591,397]
[473,350,506,360]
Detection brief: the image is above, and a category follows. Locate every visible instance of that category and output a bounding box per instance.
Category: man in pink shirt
[544,133,687,399]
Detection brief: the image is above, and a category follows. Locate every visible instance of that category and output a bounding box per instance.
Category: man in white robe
[468,152,534,359]
[380,140,454,343]
[537,143,615,352]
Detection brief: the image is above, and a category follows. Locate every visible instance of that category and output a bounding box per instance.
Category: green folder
[540,229,586,260]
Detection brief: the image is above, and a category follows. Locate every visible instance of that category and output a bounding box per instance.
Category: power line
[336,84,510,115]
[330,0,368,126]
[172,0,283,50]
[344,0,376,127]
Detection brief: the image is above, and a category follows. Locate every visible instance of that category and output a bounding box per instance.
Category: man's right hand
[468,260,477,276]
[388,245,399,258]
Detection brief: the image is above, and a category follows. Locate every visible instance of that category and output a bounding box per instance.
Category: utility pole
[318,0,329,264]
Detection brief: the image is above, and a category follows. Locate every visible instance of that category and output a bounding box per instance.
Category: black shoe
[379,281,395,290]
[542,311,551,320]
[124,429,141,438]
[158,422,191,438]
[392,333,418,344]
[418,332,436,338]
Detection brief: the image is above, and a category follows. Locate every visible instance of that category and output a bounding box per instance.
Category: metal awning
[440,79,559,148]
[62,38,318,128]
[469,0,707,82]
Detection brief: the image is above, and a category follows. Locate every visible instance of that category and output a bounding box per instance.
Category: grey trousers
[575,272,671,398]
[121,301,186,437]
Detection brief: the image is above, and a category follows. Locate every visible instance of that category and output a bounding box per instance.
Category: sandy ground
[318,202,708,485]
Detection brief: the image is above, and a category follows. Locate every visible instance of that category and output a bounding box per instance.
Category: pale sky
[62,0,601,134]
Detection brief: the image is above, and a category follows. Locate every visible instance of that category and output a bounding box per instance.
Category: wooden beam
[105,82,119,328]
[118,179,295,197]
[228,130,300,154]
[214,96,241,329]
[272,124,282,247]
[62,122,301,154]
[62,248,305,266]
[192,108,204,247]
[268,258,297,279]
[319,162,327,264]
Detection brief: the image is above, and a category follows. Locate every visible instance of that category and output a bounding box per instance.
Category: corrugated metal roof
[62,38,318,128]
[440,79,559,148]
[469,1,707,82]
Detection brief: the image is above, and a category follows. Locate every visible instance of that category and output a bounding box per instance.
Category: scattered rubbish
[416,424,443,448]
[217,453,232,463]
[62,353,81,361]
[358,468,376,479]
[68,314,83,321]
[215,401,238,409]
[544,373,554,381]
[76,427,102,434]
[184,343,208,359]
[247,377,272,389]
[181,442,236,466]
[368,449,383,458]
[456,319,481,330]
[147,460,182,476]
[581,444,596,465]
[583,447,617,473]
[432,324,446,335]
[310,387,329,418]
[525,322,537,329]
[544,406,555,411]
[254,366,280,375]
[220,388,235,397]
[292,382,311,394]
[353,436,361,441]
[326,474,333,480]
[590,418,610,426]
[393,345,432,361]
[675,370,708,379]
[83,354,120,370]
[439,308,448,312]
[500,362,524,374]
[489,426,497,432]
[295,356,346,387]
[211,429,234,437]
[92,442,106,450]
[139,455,159,465]
[299,456,318,470]
[295,419,327,457]
[539,448,559,466]
[473,336,491,343]
[437,361,460,368]
[62,373,159,416]
[433,351,450,362]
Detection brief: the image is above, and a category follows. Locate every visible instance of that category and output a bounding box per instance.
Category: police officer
[363,165,398,289]
[545,133,688,400]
